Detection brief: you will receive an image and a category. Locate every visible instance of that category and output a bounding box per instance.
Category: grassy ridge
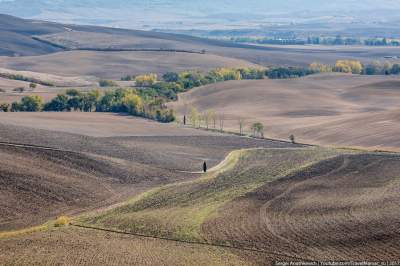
[80,147,341,242]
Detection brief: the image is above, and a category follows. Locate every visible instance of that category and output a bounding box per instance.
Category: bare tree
[219,113,225,132]
[210,110,217,129]
[204,110,213,129]
[189,107,200,128]
[239,118,245,135]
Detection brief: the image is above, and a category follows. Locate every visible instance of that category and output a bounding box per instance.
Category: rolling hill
[0,14,65,56]
[2,13,400,77]
[1,0,400,31]
[171,73,400,151]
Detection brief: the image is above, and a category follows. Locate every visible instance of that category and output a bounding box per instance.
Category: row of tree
[185,107,300,143]
[231,36,400,47]
[119,67,314,103]
[186,107,266,137]
[4,88,175,123]
[310,60,400,75]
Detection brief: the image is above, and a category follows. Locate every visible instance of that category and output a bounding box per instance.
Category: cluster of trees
[99,80,118,87]
[6,88,175,123]
[135,74,158,87]
[231,37,305,45]
[310,60,400,75]
[6,95,44,112]
[0,103,10,112]
[128,67,314,102]
[307,36,400,47]
[266,67,313,79]
[363,61,400,75]
[364,38,400,46]
[307,36,361,46]
[334,60,364,74]
[231,35,400,47]
[121,68,266,102]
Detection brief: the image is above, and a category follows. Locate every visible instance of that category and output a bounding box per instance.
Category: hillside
[39,147,398,264]
[171,73,400,151]
[1,0,400,32]
[2,13,400,74]
[0,50,259,79]
[0,114,295,231]
[0,14,65,56]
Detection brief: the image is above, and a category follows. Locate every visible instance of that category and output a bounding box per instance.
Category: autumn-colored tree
[135,73,158,87]
[309,62,333,73]
[189,107,200,127]
[335,60,363,74]
[123,92,143,115]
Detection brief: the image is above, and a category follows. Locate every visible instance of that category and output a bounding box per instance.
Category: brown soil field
[35,30,400,67]
[0,227,250,265]
[0,113,297,231]
[0,115,296,171]
[0,78,60,104]
[0,144,181,231]
[0,112,221,137]
[220,44,400,66]
[0,77,34,91]
[0,67,96,86]
[0,50,260,79]
[4,13,400,68]
[3,147,399,264]
[203,152,400,263]
[171,73,400,151]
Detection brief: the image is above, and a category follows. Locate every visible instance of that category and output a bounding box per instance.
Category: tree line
[127,67,315,102]
[3,88,175,123]
[231,36,400,47]
[4,62,396,122]
[310,60,400,75]
[185,106,298,143]
[0,67,281,122]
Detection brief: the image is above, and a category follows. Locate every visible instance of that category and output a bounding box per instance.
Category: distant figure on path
[183,115,186,125]
[203,161,207,173]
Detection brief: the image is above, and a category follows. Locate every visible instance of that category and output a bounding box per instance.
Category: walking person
[203,161,207,173]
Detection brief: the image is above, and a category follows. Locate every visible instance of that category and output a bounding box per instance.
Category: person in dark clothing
[203,161,207,173]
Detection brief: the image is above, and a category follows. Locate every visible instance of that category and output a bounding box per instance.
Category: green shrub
[99,79,118,87]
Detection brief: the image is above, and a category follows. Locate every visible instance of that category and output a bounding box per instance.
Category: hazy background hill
[1,0,400,31]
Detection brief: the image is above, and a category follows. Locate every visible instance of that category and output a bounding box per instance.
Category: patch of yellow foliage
[54,216,71,227]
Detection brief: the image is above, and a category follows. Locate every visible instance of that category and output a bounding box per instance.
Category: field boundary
[0,141,73,153]
[70,223,310,261]
[182,124,314,147]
